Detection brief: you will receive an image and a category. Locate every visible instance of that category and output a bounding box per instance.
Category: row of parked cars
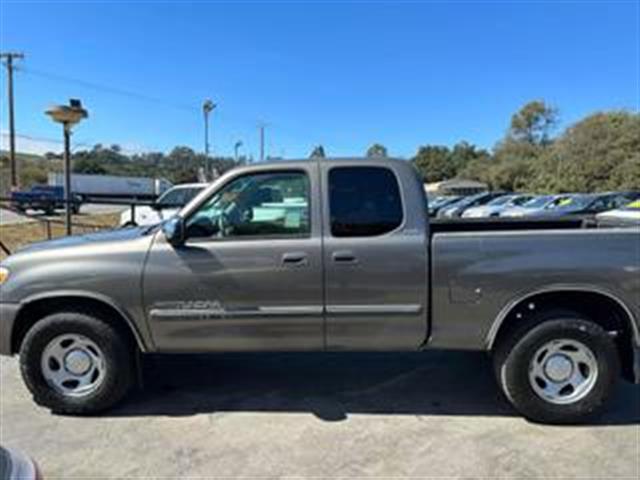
[119,182,640,228]
[428,191,640,225]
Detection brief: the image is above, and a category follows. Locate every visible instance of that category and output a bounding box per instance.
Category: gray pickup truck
[1,158,638,423]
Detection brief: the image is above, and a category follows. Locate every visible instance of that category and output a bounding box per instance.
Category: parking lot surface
[1,351,639,478]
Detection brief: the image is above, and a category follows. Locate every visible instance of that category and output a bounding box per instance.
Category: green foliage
[458,106,640,193]
[539,111,640,192]
[412,146,454,182]
[412,142,491,183]
[1,144,241,196]
[508,100,558,146]
[366,143,388,158]
[0,152,62,196]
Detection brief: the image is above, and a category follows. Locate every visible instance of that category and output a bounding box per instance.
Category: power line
[3,63,317,158]
[18,66,199,112]
[0,132,156,155]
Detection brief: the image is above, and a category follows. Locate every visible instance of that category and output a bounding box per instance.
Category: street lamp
[45,99,88,235]
[203,99,216,177]
[234,140,243,163]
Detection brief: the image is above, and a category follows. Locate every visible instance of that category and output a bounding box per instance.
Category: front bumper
[0,302,20,356]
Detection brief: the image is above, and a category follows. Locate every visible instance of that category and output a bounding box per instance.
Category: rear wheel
[493,312,620,424]
[19,310,135,415]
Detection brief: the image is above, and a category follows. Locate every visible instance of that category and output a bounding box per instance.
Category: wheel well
[491,290,637,382]
[11,296,143,355]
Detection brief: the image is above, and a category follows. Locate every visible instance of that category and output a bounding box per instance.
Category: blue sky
[0,1,638,159]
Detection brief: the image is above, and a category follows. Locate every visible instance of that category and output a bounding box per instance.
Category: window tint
[329,167,403,237]
[186,172,310,239]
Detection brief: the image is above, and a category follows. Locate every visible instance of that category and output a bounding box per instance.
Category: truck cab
[146,159,429,352]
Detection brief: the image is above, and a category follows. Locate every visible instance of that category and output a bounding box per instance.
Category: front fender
[12,290,151,353]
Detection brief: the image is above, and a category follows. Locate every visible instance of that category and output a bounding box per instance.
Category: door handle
[332,251,358,264]
[282,252,309,266]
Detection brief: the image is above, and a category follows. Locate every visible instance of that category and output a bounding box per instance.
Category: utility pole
[0,52,24,189]
[203,99,216,177]
[259,123,266,162]
[234,140,243,163]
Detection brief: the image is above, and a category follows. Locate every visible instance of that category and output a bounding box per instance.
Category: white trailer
[48,173,172,200]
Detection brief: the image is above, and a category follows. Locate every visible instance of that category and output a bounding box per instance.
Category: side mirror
[162,216,185,247]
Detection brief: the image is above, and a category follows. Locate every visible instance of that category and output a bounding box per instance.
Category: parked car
[427,195,461,217]
[119,183,207,227]
[10,185,82,215]
[596,199,640,227]
[2,157,638,424]
[531,193,634,217]
[462,194,535,218]
[501,195,570,218]
[437,191,506,218]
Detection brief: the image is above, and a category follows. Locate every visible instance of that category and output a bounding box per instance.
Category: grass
[0,212,120,261]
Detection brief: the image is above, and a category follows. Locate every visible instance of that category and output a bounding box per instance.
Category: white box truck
[48,173,172,201]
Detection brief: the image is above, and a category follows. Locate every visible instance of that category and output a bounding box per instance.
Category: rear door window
[329,166,403,237]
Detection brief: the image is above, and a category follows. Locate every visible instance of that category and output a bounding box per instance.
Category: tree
[412,141,490,183]
[73,157,107,175]
[508,100,558,146]
[366,143,388,158]
[449,141,491,172]
[535,111,640,192]
[309,145,326,158]
[412,145,454,182]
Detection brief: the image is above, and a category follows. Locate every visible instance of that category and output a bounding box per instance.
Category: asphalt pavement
[1,351,638,478]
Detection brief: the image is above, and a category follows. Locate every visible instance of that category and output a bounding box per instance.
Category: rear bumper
[0,302,20,356]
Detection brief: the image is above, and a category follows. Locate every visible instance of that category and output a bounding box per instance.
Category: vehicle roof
[232,157,409,171]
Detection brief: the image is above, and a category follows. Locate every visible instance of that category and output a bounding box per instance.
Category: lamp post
[234,140,243,163]
[45,99,88,235]
[203,99,216,177]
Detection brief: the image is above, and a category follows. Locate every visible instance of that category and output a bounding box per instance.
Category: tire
[493,311,620,424]
[19,310,135,415]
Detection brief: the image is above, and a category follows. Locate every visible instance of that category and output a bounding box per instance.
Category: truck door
[322,163,429,350]
[143,165,324,352]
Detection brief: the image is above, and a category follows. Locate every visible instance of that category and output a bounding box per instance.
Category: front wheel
[19,310,135,415]
[493,314,620,424]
